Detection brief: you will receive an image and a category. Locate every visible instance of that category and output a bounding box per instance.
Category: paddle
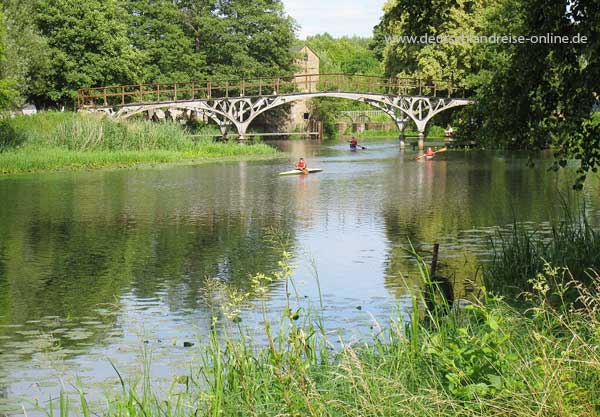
[348,141,367,150]
[412,147,448,161]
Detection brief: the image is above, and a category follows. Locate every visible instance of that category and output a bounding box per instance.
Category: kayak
[279,168,323,176]
[425,155,435,160]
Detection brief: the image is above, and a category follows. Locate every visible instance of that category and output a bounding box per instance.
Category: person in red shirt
[349,137,358,150]
[425,147,435,158]
[296,158,308,173]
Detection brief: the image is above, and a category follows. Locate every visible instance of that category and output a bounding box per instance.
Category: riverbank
[57,213,600,417]
[0,113,280,175]
[346,125,447,141]
[67,261,600,417]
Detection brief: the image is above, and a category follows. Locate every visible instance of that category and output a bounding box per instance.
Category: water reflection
[0,141,599,414]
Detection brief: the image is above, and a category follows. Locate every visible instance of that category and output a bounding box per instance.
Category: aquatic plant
[38,247,600,417]
[484,201,600,296]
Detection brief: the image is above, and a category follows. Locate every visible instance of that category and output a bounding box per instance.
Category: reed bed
[484,203,600,296]
[0,112,278,174]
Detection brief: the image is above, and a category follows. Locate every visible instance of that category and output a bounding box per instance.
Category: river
[0,140,599,415]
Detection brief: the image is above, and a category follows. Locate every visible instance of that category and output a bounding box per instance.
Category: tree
[35,0,143,107]
[460,0,600,187]
[123,0,206,82]
[0,9,19,110]
[379,0,600,186]
[2,0,52,108]
[200,0,297,79]
[178,0,219,55]
[305,33,382,76]
[381,0,488,84]
[369,22,387,62]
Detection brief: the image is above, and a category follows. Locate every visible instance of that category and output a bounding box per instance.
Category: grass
[349,125,447,141]
[43,245,600,417]
[0,112,279,174]
[484,202,600,296]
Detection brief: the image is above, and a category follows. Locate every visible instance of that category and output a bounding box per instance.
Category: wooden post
[431,243,440,279]
[259,79,262,96]
[103,88,108,106]
[174,82,177,101]
[226,81,229,98]
[191,81,195,100]
[121,87,125,106]
[207,81,212,99]
[241,79,245,97]
[157,84,160,102]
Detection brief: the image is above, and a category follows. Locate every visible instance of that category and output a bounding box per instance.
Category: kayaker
[425,147,435,158]
[296,158,307,171]
[349,137,359,150]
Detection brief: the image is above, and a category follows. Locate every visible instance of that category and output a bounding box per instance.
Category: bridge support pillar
[396,119,407,149]
[418,132,425,150]
[235,122,250,142]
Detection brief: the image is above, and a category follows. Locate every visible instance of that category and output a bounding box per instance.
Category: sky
[282,0,387,39]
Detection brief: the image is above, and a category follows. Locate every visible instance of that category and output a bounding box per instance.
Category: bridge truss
[77,74,472,146]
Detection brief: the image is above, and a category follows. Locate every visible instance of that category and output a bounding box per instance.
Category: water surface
[0,140,599,414]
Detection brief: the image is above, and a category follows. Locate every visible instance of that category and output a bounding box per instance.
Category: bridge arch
[117,103,238,136]
[78,73,473,147]
[112,92,471,143]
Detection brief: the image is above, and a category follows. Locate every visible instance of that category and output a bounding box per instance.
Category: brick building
[288,45,320,131]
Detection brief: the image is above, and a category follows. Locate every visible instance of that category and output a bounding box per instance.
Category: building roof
[291,45,321,61]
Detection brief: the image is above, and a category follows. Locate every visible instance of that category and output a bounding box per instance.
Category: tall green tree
[123,0,206,82]
[200,0,296,78]
[381,0,488,84]
[369,22,387,62]
[35,0,143,107]
[0,9,19,110]
[177,0,219,55]
[380,0,600,186]
[306,33,382,76]
[472,0,600,188]
[2,0,52,108]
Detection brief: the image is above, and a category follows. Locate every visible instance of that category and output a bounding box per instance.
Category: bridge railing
[77,74,466,110]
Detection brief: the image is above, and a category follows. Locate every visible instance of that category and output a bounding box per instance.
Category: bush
[0,119,26,151]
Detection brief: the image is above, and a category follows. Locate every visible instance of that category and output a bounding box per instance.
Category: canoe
[279,168,323,176]
[425,155,435,160]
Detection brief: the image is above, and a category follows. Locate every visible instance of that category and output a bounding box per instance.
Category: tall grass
[484,203,600,296]
[0,113,279,174]
[1,112,196,151]
[44,249,600,417]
